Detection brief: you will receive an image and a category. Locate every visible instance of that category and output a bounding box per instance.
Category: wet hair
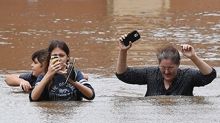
[31,49,48,66]
[44,40,70,88]
[48,40,70,56]
[45,40,70,72]
[156,45,180,65]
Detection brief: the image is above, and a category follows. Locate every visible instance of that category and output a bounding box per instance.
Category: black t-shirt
[116,67,216,96]
[19,72,37,87]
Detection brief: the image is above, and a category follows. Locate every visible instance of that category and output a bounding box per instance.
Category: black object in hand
[122,30,141,46]
[66,62,76,82]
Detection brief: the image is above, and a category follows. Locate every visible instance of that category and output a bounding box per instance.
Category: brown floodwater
[0,0,220,122]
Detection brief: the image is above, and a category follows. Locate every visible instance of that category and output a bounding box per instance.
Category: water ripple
[149,27,220,43]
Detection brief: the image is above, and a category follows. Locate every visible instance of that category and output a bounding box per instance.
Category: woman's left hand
[57,62,68,75]
[181,44,196,59]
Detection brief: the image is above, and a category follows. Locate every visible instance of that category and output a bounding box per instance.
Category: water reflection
[110,0,220,70]
[1,74,220,122]
[149,96,208,105]
[0,0,111,73]
[112,96,208,106]
[33,101,90,122]
[109,0,170,16]
[110,96,219,123]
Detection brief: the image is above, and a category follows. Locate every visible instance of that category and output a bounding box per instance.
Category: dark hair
[32,49,48,66]
[48,40,70,56]
[44,40,70,88]
[45,40,70,72]
[157,45,180,65]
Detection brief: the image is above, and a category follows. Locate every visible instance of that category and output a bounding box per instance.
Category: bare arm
[30,73,53,101]
[31,60,60,101]
[116,50,128,74]
[69,80,94,99]
[181,44,212,75]
[5,74,32,92]
[116,37,132,74]
[5,74,22,86]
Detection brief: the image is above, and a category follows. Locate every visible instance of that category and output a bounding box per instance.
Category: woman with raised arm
[116,33,216,96]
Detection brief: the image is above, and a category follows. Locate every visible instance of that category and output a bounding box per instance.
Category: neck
[164,80,172,90]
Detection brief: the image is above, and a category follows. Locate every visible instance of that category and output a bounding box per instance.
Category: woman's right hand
[47,58,62,76]
[118,34,132,51]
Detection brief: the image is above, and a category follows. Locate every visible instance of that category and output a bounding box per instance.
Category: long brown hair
[45,40,70,89]
[45,40,70,72]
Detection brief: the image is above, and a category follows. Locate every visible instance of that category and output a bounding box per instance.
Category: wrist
[69,79,76,83]
[44,72,54,81]
[119,50,128,57]
[46,70,55,76]
[69,80,78,87]
[189,54,198,61]
[120,49,128,53]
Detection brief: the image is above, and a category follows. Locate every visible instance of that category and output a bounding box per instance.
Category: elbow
[4,79,10,86]
[29,92,40,102]
[116,68,128,75]
[209,68,217,79]
[86,93,95,100]
[30,97,39,102]
[85,90,95,100]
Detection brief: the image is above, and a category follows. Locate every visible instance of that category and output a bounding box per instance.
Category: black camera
[122,30,141,46]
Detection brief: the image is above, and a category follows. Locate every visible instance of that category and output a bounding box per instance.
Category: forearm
[70,80,94,99]
[116,50,128,74]
[5,75,22,86]
[31,74,51,101]
[190,55,213,75]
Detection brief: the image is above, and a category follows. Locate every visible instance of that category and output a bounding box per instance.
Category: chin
[164,76,174,81]
[32,73,38,77]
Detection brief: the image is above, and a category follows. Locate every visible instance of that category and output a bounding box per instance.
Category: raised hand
[48,57,62,75]
[118,34,132,51]
[181,44,196,59]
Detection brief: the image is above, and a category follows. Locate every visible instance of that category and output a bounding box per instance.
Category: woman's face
[50,47,69,70]
[159,59,179,82]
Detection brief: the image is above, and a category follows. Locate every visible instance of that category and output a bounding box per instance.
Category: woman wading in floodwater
[30,40,95,101]
[116,33,216,96]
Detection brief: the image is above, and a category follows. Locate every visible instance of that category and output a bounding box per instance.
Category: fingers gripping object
[122,30,141,46]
